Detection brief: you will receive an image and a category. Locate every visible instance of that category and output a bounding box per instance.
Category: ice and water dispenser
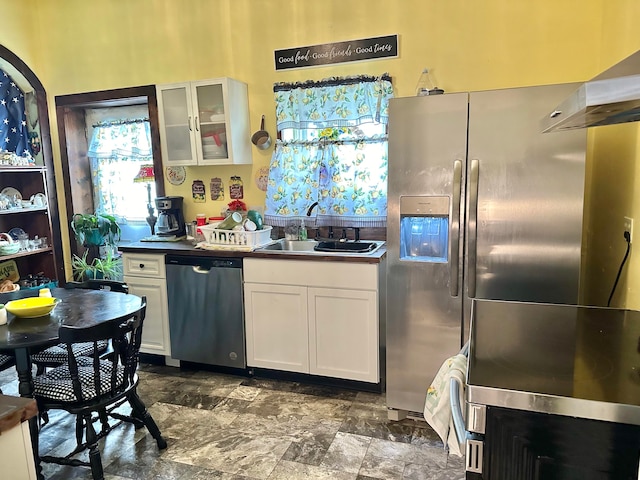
[399,196,449,262]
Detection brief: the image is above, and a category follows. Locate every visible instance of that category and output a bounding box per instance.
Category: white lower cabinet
[122,253,171,356]
[308,287,378,382]
[244,259,380,383]
[0,420,36,480]
[244,283,309,373]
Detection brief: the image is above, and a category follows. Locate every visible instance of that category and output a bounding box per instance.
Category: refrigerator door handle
[450,159,463,297]
[468,159,479,298]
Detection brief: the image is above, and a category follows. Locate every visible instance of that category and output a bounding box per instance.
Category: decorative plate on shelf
[7,228,26,241]
[1,186,22,201]
[166,166,186,185]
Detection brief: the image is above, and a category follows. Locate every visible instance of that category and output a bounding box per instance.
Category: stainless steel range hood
[542,50,640,132]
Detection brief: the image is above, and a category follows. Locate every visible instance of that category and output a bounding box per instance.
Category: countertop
[0,395,37,434]
[119,239,387,264]
[467,299,640,426]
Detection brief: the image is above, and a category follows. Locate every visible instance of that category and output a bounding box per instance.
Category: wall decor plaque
[254,166,269,192]
[192,179,206,203]
[229,176,244,199]
[166,166,186,185]
[210,177,224,201]
[275,34,398,71]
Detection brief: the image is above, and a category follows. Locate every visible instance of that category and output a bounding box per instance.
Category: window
[264,74,393,228]
[86,116,155,223]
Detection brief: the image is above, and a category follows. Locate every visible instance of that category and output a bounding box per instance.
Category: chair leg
[128,391,167,449]
[83,413,104,480]
[39,410,49,427]
[75,416,84,447]
[98,408,110,434]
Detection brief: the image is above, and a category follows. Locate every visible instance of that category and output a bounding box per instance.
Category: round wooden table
[0,287,143,480]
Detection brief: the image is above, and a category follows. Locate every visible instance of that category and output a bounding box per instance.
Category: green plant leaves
[71,213,121,246]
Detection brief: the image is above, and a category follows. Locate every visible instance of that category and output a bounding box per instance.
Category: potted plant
[71,249,122,281]
[71,213,121,247]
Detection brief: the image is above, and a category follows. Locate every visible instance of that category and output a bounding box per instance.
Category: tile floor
[0,364,465,480]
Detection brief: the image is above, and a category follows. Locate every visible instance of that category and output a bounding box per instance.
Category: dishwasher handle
[165,255,242,269]
[192,265,210,274]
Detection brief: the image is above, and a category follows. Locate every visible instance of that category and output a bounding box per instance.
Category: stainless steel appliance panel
[166,255,245,368]
[463,85,587,339]
[387,92,469,413]
[467,299,640,424]
[386,84,586,416]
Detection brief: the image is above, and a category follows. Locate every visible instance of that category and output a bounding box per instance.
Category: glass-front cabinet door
[192,82,228,164]
[157,78,251,167]
[157,83,197,166]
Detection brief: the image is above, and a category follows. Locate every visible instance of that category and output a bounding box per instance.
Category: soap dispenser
[299,219,308,241]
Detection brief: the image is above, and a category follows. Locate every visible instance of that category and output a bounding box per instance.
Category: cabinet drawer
[122,253,165,278]
[244,258,377,290]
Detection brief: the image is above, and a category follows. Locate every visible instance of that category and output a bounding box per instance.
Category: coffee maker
[155,196,186,238]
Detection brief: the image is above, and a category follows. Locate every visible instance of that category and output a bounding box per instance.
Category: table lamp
[133,164,157,235]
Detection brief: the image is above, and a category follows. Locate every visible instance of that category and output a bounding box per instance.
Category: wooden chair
[66,279,130,293]
[0,353,15,394]
[32,296,167,480]
[31,280,129,375]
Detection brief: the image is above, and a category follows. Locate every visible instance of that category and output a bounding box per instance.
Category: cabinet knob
[139,263,145,269]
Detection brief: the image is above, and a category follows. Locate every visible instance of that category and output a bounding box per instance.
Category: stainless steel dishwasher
[165,255,245,369]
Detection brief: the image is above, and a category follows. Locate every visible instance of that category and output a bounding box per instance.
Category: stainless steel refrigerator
[386,84,587,417]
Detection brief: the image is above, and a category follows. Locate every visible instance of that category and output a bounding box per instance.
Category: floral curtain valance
[266,74,393,229]
[87,118,152,159]
[274,74,394,130]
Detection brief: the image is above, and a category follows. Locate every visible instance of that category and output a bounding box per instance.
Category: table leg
[14,348,44,480]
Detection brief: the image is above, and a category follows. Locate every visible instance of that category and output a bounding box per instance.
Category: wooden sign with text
[275,35,398,71]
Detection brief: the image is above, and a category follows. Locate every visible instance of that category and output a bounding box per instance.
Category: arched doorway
[0,45,64,284]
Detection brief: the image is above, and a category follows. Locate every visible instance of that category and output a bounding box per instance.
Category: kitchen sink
[256,239,384,255]
[259,239,319,252]
[314,241,378,253]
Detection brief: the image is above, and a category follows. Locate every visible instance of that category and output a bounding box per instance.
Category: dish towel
[423,353,468,457]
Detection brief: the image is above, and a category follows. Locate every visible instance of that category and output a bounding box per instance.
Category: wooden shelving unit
[0,166,60,283]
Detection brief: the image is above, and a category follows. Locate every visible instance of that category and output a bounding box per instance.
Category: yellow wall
[582,0,640,308]
[8,0,640,300]
[0,3,37,68]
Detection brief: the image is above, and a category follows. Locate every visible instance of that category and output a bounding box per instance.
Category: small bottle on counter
[299,219,308,241]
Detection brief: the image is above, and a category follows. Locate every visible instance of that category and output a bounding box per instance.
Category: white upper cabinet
[156,77,251,166]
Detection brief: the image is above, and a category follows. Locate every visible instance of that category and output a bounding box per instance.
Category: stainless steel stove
[464,299,640,479]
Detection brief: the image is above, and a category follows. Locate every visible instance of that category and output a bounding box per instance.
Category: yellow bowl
[5,297,60,318]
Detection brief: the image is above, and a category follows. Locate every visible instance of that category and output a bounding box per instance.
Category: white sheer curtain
[87,119,155,221]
